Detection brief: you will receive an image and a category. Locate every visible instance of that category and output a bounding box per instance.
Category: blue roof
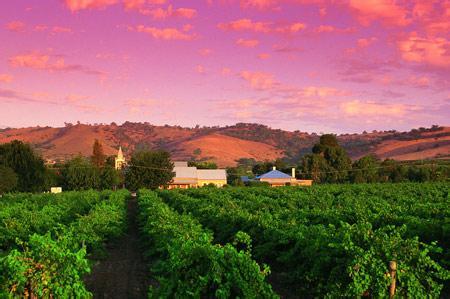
[256,170,292,179]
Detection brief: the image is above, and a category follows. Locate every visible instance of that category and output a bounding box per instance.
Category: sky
[0,0,449,133]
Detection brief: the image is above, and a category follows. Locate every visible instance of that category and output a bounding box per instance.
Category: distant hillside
[0,122,448,167]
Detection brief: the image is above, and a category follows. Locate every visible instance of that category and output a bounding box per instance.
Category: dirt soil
[84,196,152,299]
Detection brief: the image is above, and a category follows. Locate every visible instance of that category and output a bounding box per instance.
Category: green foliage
[61,156,99,190]
[252,159,287,176]
[159,183,450,297]
[99,165,121,190]
[188,161,218,169]
[0,233,91,298]
[0,140,46,192]
[91,139,106,168]
[125,150,174,190]
[0,165,18,194]
[351,154,380,183]
[0,190,129,298]
[137,190,278,298]
[299,153,329,183]
[302,134,352,183]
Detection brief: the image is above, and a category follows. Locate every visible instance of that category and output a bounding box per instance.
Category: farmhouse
[255,167,313,187]
[168,161,227,189]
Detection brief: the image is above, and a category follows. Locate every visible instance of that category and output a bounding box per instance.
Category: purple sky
[0,0,449,133]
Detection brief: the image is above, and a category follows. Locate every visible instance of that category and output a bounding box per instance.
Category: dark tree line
[0,139,175,194]
[229,134,449,185]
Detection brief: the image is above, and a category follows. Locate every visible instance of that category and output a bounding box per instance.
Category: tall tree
[99,165,121,190]
[91,139,106,168]
[0,165,18,194]
[61,156,99,190]
[306,134,352,183]
[125,150,174,190]
[351,155,380,183]
[0,140,46,192]
[299,154,329,183]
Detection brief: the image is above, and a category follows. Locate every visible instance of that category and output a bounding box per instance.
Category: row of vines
[155,183,450,298]
[0,189,130,298]
[137,189,277,298]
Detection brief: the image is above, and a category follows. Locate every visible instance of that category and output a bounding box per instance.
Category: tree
[379,159,408,183]
[252,159,288,176]
[0,140,46,192]
[188,161,218,169]
[351,155,380,183]
[0,165,18,194]
[299,154,329,183]
[91,139,105,168]
[61,156,99,190]
[125,150,174,190]
[99,165,121,190]
[308,134,351,183]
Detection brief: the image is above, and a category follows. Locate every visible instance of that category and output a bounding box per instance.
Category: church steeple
[115,146,126,170]
[117,146,123,159]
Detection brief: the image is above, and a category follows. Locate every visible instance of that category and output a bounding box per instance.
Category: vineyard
[0,183,449,298]
[0,190,130,297]
[155,183,450,298]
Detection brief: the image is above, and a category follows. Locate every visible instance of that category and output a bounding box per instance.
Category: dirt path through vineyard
[84,195,152,298]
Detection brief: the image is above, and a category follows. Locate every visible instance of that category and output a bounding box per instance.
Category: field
[1,183,449,298]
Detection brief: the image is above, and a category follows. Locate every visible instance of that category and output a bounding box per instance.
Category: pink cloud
[221,67,232,76]
[0,74,13,83]
[407,76,430,88]
[348,0,411,27]
[240,0,278,10]
[132,25,195,40]
[139,5,197,19]
[123,0,146,10]
[299,86,351,98]
[34,25,48,31]
[340,100,416,117]
[9,52,105,75]
[357,37,377,48]
[5,21,26,32]
[240,70,276,90]
[397,33,450,68]
[314,25,354,34]
[64,0,118,11]
[52,26,73,33]
[218,18,305,34]
[236,38,259,48]
[124,97,164,114]
[198,48,213,56]
[195,65,206,74]
[257,53,270,59]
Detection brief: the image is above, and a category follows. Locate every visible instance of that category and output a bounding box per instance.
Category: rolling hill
[0,122,448,167]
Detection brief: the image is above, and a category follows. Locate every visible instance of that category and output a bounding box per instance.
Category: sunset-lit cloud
[257,53,270,59]
[218,19,305,34]
[240,71,277,90]
[138,5,197,19]
[131,25,196,40]
[0,74,13,83]
[236,38,259,48]
[198,48,212,56]
[9,52,105,75]
[5,21,26,32]
[347,0,411,27]
[313,25,354,34]
[64,0,118,11]
[240,0,278,10]
[357,37,377,48]
[397,33,450,68]
[340,100,414,117]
